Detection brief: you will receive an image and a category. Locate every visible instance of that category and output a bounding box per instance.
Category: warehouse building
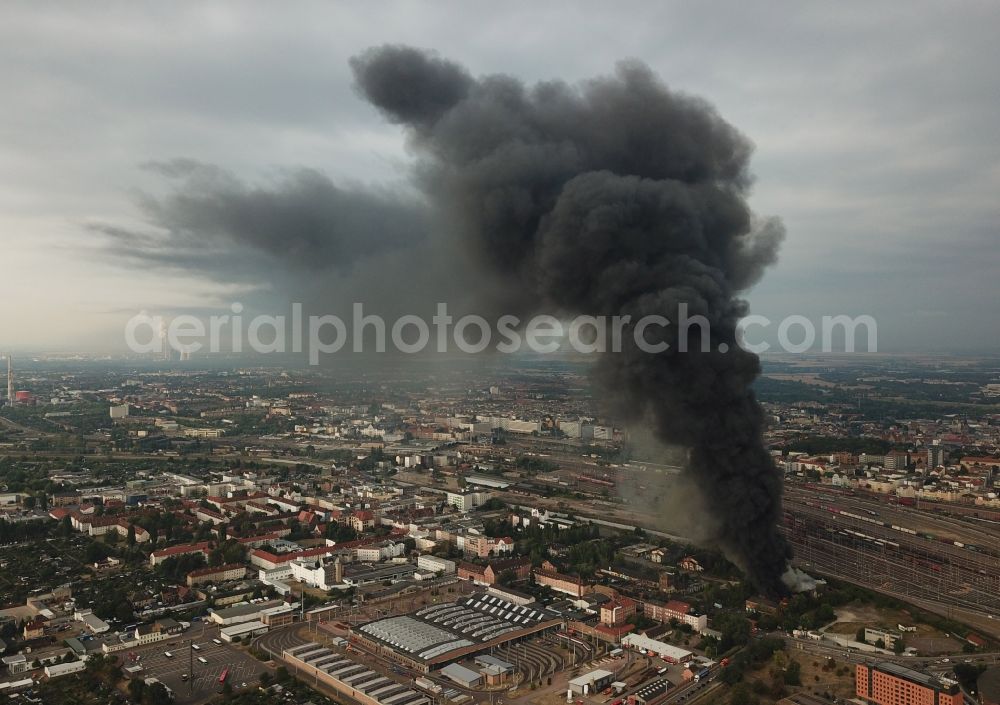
[440,663,482,688]
[209,599,290,626]
[283,643,431,705]
[44,660,86,679]
[629,677,672,705]
[568,669,615,695]
[621,633,693,664]
[416,555,456,575]
[220,620,268,642]
[352,593,561,673]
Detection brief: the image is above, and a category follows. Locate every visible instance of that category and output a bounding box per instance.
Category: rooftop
[874,662,954,692]
[356,594,558,664]
[440,663,482,683]
[568,669,614,687]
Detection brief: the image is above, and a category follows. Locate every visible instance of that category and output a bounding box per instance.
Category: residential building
[355,541,405,562]
[644,599,708,631]
[348,510,376,532]
[533,563,591,597]
[149,541,212,566]
[446,491,492,511]
[458,558,531,586]
[464,534,514,558]
[186,563,247,586]
[23,617,46,640]
[600,597,636,626]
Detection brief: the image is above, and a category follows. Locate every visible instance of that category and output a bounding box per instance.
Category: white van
[198,656,208,664]
[212,638,222,645]
[164,651,173,658]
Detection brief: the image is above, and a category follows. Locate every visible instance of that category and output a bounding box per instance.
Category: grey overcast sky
[1,1,998,352]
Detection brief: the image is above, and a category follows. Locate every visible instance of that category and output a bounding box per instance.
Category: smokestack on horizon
[5,354,12,408]
[351,45,792,594]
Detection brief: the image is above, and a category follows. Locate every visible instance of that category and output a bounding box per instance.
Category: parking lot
[125,623,271,703]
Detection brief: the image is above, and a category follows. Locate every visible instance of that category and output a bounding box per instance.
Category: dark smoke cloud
[349,46,473,128]
[93,158,459,329]
[352,45,790,593]
[102,159,429,276]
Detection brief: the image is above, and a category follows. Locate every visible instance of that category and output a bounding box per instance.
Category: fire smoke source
[351,46,792,594]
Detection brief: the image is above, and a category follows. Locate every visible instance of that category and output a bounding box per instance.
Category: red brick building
[600,597,636,626]
[458,558,531,585]
[855,662,961,705]
[533,563,591,598]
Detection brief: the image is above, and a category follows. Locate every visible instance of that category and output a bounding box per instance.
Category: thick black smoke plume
[102,46,792,594]
[351,45,791,594]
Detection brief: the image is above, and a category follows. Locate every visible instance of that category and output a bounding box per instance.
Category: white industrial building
[478,417,541,434]
[445,491,491,511]
[209,599,289,626]
[440,663,482,688]
[621,633,693,664]
[568,669,615,695]
[74,609,110,634]
[416,555,456,575]
[44,660,86,678]
[220,620,268,642]
[2,655,29,674]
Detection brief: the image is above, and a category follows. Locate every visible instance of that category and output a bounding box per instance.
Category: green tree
[128,679,146,702]
[145,682,172,705]
[953,663,986,692]
[114,601,134,623]
[784,660,802,686]
[729,682,759,705]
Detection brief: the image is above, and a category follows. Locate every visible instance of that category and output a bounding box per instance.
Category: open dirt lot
[825,605,959,653]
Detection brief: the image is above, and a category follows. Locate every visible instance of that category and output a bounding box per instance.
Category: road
[783,634,1000,671]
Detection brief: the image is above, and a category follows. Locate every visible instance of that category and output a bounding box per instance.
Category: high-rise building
[5,355,12,408]
[856,662,961,705]
[882,449,909,471]
[926,444,945,470]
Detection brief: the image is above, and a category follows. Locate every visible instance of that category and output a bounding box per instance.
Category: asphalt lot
[124,623,270,703]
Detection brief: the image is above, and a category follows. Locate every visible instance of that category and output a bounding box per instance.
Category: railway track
[784,502,1000,618]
